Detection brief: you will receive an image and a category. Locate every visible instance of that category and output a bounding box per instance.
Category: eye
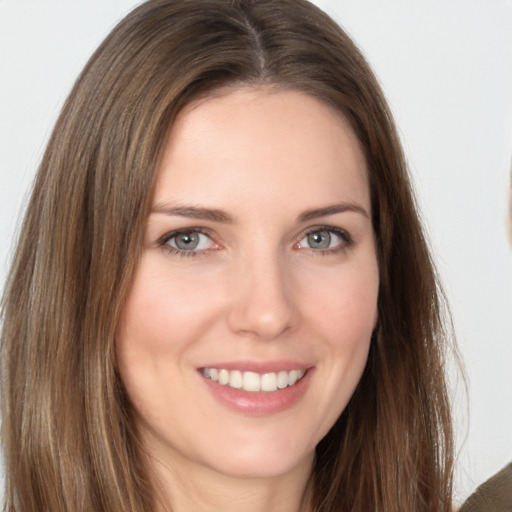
[296,227,352,252]
[162,229,217,254]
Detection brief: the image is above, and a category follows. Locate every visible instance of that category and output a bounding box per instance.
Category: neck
[149,450,314,512]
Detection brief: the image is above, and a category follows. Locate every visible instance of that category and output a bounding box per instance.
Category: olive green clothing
[459,463,512,512]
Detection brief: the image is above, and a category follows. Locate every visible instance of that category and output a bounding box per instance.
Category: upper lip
[198,360,312,373]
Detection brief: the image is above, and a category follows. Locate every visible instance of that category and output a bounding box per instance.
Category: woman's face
[117,88,379,482]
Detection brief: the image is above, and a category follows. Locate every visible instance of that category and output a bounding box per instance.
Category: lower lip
[200,370,313,416]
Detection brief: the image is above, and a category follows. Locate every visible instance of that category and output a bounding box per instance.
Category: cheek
[301,257,379,345]
[117,258,221,355]
[287,258,378,442]
[115,259,209,404]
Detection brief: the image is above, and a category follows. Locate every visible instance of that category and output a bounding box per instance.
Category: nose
[226,251,299,341]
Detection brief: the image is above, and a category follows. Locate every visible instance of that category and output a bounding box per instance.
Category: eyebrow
[297,202,370,223]
[151,201,369,224]
[151,204,233,223]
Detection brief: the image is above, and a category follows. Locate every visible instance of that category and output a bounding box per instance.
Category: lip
[199,360,310,373]
[198,361,314,416]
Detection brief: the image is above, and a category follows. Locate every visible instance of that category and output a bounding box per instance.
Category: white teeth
[218,369,229,385]
[202,368,307,392]
[288,370,298,386]
[229,370,242,389]
[243,371,261,392]
[261,372,277,392]
[277,370,289,389]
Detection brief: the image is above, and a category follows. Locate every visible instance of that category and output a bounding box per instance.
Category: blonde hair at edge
[0,0,455,511]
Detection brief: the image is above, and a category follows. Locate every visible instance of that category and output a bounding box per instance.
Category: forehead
[154,87,370,215]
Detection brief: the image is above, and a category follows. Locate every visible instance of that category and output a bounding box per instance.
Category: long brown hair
[1,0,454,510]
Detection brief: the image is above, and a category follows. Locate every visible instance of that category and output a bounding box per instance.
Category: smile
[202,368,307,393]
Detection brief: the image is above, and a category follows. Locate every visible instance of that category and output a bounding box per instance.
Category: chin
[205,450,314,481]
[193,430,317,481]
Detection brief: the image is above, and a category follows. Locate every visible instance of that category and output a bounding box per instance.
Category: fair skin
[117,87,379,512]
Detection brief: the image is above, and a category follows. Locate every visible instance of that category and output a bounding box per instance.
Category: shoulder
[458,462,512,512]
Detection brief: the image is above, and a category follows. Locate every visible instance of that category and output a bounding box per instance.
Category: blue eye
[164,230,215,253]
[305,230,333,249]
[297,228,351,252]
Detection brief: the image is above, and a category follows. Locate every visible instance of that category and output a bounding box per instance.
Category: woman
[0,0,454,510]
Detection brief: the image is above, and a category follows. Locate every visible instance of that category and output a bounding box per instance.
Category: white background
[0,0,511,505]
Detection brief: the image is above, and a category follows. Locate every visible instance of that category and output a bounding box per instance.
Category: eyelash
[296,225,354,255]
[157,225,353,258]
[158,228,217,258]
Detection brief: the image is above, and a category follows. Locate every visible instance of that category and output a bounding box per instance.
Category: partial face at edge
[116,88,379,481]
